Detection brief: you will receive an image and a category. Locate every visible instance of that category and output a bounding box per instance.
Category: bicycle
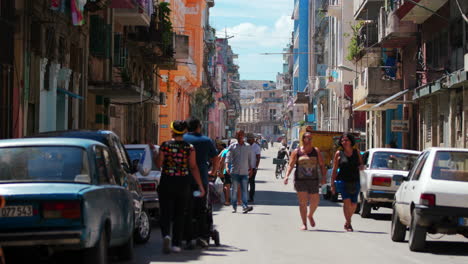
[274,158,288,179]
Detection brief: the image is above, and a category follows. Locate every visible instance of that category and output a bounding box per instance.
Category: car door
[99,147,133,241]
[399,151,429,223]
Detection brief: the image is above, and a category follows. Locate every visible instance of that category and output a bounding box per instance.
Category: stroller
[206,176,221,246]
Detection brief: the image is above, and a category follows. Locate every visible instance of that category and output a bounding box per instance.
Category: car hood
[0,183,92,199]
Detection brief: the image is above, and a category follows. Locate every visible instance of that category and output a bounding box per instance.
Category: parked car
[392,148,468,251]
[288,140,300,154]
[358,148,420,218]
[125,144,161,220]
[0,138,135,263]
[32,130,151,244]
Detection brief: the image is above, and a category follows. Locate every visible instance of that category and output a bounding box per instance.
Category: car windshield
[432,151,468,182]
[0,146,90,183]
[370,151,419,171]
[127,148,157,171]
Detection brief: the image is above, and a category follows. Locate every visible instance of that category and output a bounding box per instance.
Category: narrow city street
[121,144,468,264]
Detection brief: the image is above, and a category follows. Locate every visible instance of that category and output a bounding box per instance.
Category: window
[269,109,276,121]
[102,148,116,184]
[409,152,429,181]
[95,146,109,184]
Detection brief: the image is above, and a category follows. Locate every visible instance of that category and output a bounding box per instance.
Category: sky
[210,0,294,82]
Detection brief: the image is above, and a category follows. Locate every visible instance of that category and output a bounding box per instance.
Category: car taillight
[43,201,81,219]
[141,182,156,192]
[372,176,391,187]
[420,194,436,207]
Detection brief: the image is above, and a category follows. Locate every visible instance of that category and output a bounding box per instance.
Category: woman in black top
[331,133,363,232]
[156,120,205,253]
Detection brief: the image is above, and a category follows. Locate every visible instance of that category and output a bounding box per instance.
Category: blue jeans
[231,174,249,209]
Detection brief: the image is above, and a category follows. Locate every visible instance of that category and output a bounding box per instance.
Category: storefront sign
[391,120,409,133]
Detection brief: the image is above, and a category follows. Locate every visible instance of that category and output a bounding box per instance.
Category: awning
[371,89,412,110]
[57,88,84,100]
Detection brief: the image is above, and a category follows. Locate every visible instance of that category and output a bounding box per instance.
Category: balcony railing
[353,67,402,111]
[378,7,417,48]
[358,22,378,48]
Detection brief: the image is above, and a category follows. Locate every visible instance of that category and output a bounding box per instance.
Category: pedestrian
[183,117,219,248]
[331,133,363,232]
[270,138,274,147]
[246,133,261,203]
[225,130,255,214]
[155,120,205,254]
[284,131,326,230]
[217,144,232,206]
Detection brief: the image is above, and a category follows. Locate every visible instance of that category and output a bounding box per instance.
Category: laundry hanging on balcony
[71,0,86,26]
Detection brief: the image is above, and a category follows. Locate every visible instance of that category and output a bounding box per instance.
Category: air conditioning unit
[159,92,167,105]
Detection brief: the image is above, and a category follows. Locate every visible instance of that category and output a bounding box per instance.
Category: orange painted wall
[158,0,205,143]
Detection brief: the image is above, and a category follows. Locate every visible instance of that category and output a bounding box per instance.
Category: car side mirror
[393,174,407,183]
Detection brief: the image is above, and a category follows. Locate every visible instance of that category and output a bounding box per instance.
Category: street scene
[1,0,468,263]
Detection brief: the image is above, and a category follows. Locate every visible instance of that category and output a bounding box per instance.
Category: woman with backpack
[284,131,327,230]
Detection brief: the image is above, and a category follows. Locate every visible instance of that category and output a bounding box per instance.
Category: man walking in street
[246,133,261,203]
[226,130,255,213]
[183,117,219,248]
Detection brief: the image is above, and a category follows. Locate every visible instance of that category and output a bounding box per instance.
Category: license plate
[458,217,468,226]
[0,205,33,217]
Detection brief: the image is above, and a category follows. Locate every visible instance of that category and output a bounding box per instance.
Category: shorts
[335,180,360,203]
[294,179,319,194]
[222,173,232,185]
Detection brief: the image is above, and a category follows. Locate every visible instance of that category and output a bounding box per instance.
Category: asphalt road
[5,143,467,263]
[124,143,468,264]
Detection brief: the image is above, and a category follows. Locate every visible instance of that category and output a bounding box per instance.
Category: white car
[125,144,161,220]
[392,148,468,251]
[359,148,420,218]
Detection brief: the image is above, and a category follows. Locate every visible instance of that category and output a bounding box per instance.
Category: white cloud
[218,15,293,49]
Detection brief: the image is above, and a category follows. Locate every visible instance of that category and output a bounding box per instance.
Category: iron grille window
[90,15,111,58]
[113,33,127,68]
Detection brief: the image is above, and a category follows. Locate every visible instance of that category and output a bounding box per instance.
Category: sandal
[344,223,354,232]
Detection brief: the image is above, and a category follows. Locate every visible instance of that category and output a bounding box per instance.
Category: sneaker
[162,236,171,254]
[171,246,182,253]
[232,208,237,213]
[243,206,253,214]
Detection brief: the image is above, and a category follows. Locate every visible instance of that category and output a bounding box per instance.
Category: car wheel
[84,229,109,264]
[115,233,134,261]
[134,210,151,244]
[360,195,372,218]
[391,207,406,242]
[409,211,426,252]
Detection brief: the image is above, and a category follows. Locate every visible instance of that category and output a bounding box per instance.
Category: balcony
[378,7,417,48]
[353,67,402,111]
[112,0,152,26]
[353,0,384,20]
[395,0,448,24]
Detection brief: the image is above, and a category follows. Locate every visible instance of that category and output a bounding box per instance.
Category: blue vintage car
[0,138,134,263]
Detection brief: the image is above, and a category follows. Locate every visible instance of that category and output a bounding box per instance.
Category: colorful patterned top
[160,140,193,177]
[294,147,319,181]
